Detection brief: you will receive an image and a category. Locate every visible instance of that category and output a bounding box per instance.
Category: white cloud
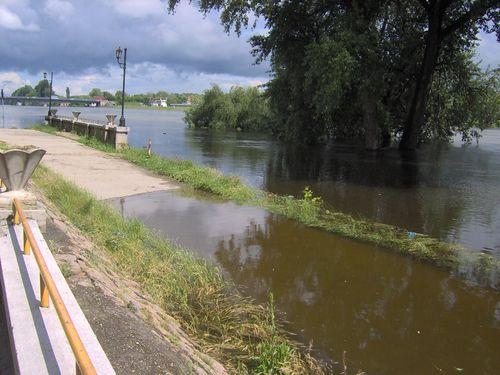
[3,63,269,96]
[0,0,268,78]
[0,71,28,93]
[106,0,165,18]
[0,5,38,31]
[44,0,74,21]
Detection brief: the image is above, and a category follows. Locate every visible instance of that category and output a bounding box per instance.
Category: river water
[4,105,500,374]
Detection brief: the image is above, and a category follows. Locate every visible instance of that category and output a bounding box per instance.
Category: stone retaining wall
[45,114,129,149]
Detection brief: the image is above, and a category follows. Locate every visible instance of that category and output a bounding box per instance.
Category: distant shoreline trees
[185,85,273,132]
[12,79,54,98]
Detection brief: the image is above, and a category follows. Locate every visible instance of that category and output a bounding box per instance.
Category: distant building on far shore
[150,98,168,107]
[92,95,114,107]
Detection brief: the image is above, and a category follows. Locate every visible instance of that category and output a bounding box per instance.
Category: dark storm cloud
[0,0,268,77]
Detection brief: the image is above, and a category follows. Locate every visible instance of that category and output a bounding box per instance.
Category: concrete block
[0,191,46,233]
[107,127,129,149]
[0,191,38,210]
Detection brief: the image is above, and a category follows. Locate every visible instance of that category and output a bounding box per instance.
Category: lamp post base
[119,117,126,127]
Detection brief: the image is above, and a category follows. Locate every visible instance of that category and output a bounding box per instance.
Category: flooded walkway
[0,129,179,199]
[111,190,500,374]
[5,107,500,253]
[0,126,498,374]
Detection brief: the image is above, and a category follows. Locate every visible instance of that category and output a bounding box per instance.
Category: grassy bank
[31,125,500,286]
[25,163,323,374]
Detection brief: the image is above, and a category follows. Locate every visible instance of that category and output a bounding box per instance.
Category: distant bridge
[1,96,101,107]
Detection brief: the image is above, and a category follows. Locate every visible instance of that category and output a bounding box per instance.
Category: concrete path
[0,129,179,200]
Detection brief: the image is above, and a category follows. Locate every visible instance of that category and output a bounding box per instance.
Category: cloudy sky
[0,0,498,96]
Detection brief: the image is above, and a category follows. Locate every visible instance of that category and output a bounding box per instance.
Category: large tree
[169,0,499,149]
[33,79,53,97]
[399,0,499,149]
[89,88,103,97]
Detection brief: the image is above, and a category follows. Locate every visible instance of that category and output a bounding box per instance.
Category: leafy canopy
[169,0,499,147]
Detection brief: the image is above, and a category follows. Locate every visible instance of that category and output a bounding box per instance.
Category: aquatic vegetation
[29,164,323,374]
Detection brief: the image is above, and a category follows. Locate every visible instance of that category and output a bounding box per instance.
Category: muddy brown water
[109,190,500,374]
[7,105,500,373]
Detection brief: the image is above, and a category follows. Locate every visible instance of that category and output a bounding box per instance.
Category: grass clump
[253,294,297,374]
[30,164,321,374]
[31,124,500,286]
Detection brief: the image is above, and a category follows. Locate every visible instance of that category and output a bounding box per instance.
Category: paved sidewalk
[0,129,179,200]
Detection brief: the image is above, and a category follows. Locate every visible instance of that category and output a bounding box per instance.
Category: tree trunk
[399,7,442,150]
[363,93,379,150]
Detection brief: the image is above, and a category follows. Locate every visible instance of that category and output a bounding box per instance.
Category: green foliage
[114,90,124,103]
[426,63,500,141]
[185,85,273,132]
[32,124,57,134]
[33,79,53,97]
[88,88,103,97]
[102,91,115,101]
[12,85,35,97]
[302,186,323,206]
[168,0,499,147]
[253,294,296,374]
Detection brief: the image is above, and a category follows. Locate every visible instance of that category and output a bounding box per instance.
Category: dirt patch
[40,196,227,375]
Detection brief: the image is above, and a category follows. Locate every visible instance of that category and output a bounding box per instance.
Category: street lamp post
[1,80,11,128]
[44,72,53,116]
[1,88,4,129]
[115,47,127,127]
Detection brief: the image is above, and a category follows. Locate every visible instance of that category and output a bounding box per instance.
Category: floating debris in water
[407,231,417,239]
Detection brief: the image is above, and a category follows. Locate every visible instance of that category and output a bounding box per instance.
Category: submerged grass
[29,164,322,374]
[30,124,500,286]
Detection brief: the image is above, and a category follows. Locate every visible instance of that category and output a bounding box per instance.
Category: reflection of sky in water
[109,190,500,375]
[114,190,268,260]
[6,105,500,252]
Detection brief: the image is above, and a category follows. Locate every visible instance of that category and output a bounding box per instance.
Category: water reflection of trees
[184,129,273,185]
[214,214,499,373]
[264,143,499,248]
[185,127,499,249]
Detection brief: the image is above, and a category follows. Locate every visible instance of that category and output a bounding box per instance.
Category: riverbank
[31,165,323,374]
[0,134,325,374]
[32,125,500,288]
[35,192,225,374]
